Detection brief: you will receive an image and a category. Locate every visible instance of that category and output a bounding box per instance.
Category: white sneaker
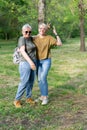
[35,97,43,102]
[41,98,48,105]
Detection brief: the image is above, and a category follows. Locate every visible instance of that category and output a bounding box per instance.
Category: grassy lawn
[0,38,87,130]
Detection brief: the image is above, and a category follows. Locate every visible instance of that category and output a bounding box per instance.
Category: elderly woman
[14,24,36,108]
[34,23,62,105]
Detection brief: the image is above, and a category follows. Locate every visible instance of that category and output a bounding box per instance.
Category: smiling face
[22,27,32,38]
[38,23,47,36]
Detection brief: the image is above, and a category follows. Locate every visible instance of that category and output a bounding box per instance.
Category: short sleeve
[18,36,25,48]
[49,36,57,46]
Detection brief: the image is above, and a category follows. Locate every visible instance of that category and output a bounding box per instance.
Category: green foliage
[0,0,87,40]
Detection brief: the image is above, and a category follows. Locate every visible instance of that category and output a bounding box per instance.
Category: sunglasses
[25,31,31,34]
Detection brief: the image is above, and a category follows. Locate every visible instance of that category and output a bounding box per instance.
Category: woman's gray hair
[22,24,32,30]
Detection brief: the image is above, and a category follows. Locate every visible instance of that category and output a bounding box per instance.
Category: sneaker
[35,97,43,102]
[14,100,22,108]
[26,98,35,105]
[41,98,48,105]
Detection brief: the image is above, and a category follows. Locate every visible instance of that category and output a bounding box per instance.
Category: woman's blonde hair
[39,23,48,30]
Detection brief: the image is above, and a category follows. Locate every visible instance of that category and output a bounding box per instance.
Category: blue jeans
[15,61,36,100]
[37,58,51,96]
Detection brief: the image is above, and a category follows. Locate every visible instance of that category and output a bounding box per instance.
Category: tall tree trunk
[80,15,85,51]
[38,0,46,25]
[79,0,85,51]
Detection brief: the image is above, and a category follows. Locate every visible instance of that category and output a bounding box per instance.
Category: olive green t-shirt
[18,36,36,61]
[33,35,56,60]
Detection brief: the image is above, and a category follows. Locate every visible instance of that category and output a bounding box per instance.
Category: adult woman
[34,23,62,105]
[14,24,36,108]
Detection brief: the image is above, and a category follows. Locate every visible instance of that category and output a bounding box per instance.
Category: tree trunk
[79,0,86,51]
[4,32,9,40]
[38,0,46,25]
[80,16,85,51]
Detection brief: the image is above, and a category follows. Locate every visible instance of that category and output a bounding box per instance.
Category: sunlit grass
[1,38,87,130]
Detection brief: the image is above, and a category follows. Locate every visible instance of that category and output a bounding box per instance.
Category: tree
[71,0,87,51]
[78,0,85,51]
[0,0,87,41]
[0,0,38,39]
[38,0,46,25]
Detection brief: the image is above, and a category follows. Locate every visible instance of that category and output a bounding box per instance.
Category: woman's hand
[52,26,62,46]
[53,26,58,36]
[29,61,36,70]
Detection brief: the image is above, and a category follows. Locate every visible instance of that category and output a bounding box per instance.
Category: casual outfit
[14,36,36,108]
[33,35,57,105]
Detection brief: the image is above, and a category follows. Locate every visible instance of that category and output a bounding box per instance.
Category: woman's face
[38,25,47,36]
[22,27,31,38]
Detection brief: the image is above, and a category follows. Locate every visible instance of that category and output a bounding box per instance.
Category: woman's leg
[26,69,35,98]
[15,62,31,100]
[37,58,51,97]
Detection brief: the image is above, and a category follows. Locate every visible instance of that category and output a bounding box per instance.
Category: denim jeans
[37,58,51,96]
[15,61,36,100]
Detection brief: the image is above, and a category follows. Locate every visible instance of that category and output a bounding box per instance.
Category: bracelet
[55,34,58,36]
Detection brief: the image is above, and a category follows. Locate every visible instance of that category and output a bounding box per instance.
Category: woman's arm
[20,45,36,70]
[53,26,62,46]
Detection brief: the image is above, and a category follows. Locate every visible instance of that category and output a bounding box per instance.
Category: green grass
[0,38,87,130]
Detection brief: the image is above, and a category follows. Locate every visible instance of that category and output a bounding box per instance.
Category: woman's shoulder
[32,35,39,40]
[18,36,25,46]
[18,36,25,41]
